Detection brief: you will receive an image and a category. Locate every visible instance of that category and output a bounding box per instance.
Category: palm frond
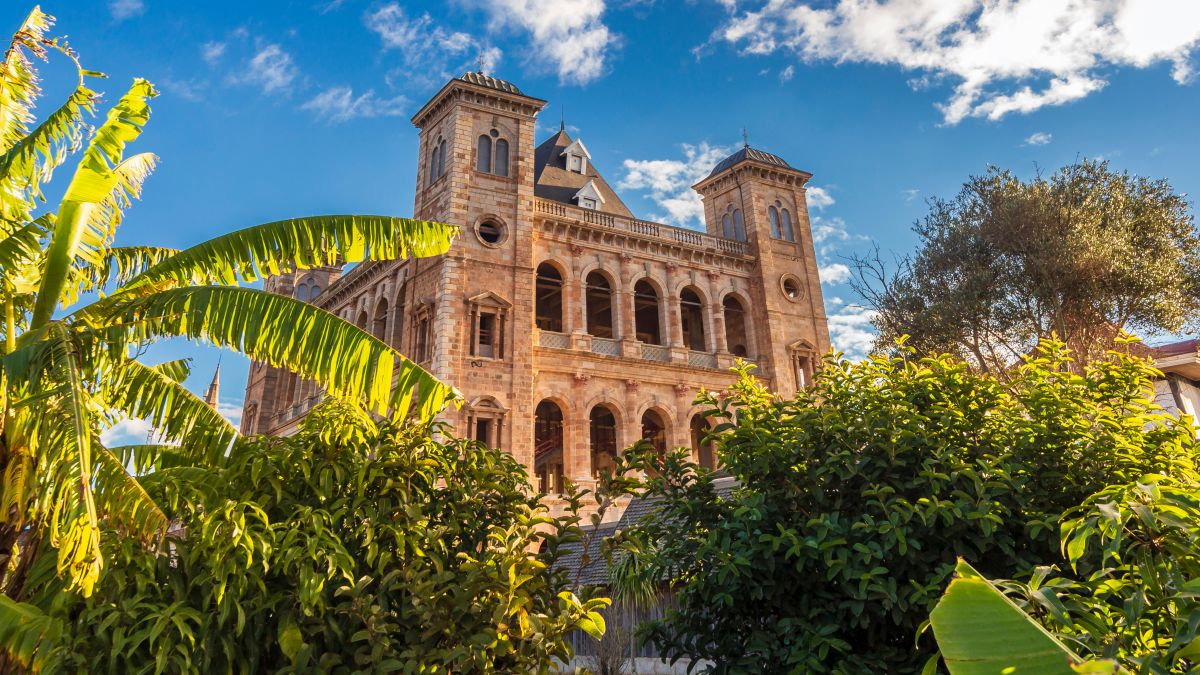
[0,7,55,157]
[76,244,178,296]
[0,595,63,671]
[91,443,168,543]
[108,444,196,476]
[100,356,236,465]
[120,214,457,292]
[0,216,49,287]
[31,80,155,328]
[151,358,191,383]
[90,286,458,420]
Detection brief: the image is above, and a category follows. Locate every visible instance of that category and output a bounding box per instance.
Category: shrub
[40,401,607,672]
[613,341,1198,673]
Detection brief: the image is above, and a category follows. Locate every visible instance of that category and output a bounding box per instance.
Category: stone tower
[409,72,547,470]
[692,145,830,398]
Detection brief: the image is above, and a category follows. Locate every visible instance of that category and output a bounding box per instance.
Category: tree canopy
[856,160,1200,373]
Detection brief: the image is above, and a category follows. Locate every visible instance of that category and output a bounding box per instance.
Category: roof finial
[476,52,486,74]
[560,106,565,132]
[742,127,749,148]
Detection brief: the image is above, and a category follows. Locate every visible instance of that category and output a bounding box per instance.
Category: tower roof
[456,71,524,95]
[203,364,220,409]
[706,146,794,179]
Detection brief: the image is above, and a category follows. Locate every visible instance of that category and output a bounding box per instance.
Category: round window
[489,128,500,138]
[476,218,508,247]
[780,274,804,302]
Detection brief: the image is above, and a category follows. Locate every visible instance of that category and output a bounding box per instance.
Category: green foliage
[860,160,1200,372]
[28,402,608,673]
[0,5,458,614]
[929,559,1125,675]
[1002,476,1200,672]
[612,342,1198,673]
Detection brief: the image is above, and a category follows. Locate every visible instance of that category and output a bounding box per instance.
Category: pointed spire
[560,106,565,132]
[742,127,749,148]
[203,360,221,409]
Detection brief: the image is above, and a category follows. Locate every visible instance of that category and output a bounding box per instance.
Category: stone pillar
[711,303,729,353]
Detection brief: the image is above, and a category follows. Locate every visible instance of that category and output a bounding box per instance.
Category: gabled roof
[559,138,591,159]
[467,290,512,309]
[533,129,633,218]
[572,179,605,205]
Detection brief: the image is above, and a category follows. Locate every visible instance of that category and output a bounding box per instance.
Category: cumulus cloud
[202,41,226,65]
[109,0,144,21]
[806,185,834,210]
[819,262,851,285]
[619,142,732,227]
[301,86,408,123]
[712,0,1200,124]
[367,4,475,62]
[480,0,617,84]
[1023,131,1053,146]
[235,44,299,94]
[828,303,878,361]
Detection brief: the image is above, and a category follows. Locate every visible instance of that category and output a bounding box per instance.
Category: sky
[9,0,1200,443]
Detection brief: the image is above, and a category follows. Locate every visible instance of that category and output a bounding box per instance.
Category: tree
[0,4,457,628]
[853,160,1200,374]
[611,344,1198,673]
[13,401,608,672]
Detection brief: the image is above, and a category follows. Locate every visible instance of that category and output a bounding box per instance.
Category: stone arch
[638,405,673,457]
[582,267,618,339]
[535,259,569,332]
[371,297,389,341]
[534,398,567,494]
[679,284,709,352]
[631,276,665,345]
[587,402,622,477]
[720,289,755,358]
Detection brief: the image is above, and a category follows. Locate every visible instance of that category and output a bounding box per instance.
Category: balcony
[538,330,570,349]
[534,198,751,257]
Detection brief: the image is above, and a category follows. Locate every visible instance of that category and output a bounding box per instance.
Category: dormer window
[560,138,591,175]
[573,179,604,211]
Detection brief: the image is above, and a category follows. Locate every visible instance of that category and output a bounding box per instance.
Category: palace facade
[240,71,831,498]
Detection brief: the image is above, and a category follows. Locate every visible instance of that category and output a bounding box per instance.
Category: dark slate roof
[555,475,739,587]
[1153,338,1198,358]
[706,145,793,178]
[457,71,524,95]
[533,129,634,218]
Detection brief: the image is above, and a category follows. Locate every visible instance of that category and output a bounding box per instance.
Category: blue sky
[10,0,1200,441]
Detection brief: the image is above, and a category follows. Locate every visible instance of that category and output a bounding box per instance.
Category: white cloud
[811,215,860,257]
[618,142,732,228]
[236,44,298,95]
[109,0,144,21]
[828,303,878,361]
[819,262,851,285]
[712,0,1200,124]
[902,188,920,202]
[367,4,475,61]
[806,185,834,210]
[302,86,408,123]
[202,41,226,65]
[1023,131,1052,146]
[779,64,795,82]
[100,417,157,447]
[159,77,204,102]
[216,400,243,429]
[480,0,617,84]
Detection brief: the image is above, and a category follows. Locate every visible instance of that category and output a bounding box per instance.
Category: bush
[40,401,607,672]
[613,341,1198,673]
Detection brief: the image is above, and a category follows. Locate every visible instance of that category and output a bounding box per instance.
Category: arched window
[372,299,388,341]
[723,295,750,357]
[437,139,446,178]
[585,271,613,338]
[428,147,438,184]
[534,400,565,494]
[769,205,782,239]
[476,134,492,173]
[495,138,509,177]
[309,285,322,299]
[633,280,662,345]
[680,287,706,351]
[691,415,715,470]
[778,201,795,242]
[295,283,309,302]
[723,204,747,242]
[641,409,668,457]
[590,405,618,477]
[356,310,368,330]
[535,263,564,332]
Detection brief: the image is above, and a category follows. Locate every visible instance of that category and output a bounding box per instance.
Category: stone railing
[535,198,752,257]
[687,350,718,369]
[591,336,621,356]
[538,330,570,349]
[641,344,671,362]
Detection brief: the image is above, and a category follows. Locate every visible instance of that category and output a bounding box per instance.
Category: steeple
[203,362,220,409]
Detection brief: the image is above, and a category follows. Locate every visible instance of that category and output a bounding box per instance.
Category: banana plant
[0,6,458,648]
